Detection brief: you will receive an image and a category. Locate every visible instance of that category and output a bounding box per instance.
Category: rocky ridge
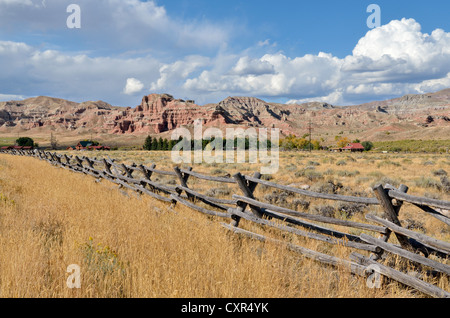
[0,89,449,142]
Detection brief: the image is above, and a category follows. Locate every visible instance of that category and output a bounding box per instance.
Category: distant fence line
[1,148,449,298]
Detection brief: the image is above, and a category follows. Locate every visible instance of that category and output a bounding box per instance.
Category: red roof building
[341,143,365,152]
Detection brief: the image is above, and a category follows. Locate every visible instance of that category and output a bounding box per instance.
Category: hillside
[0,89,449,147]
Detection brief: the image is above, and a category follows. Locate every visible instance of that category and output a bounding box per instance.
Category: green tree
[143,136,153,151]
[16,137,34,147]
[162,138,169,151]
[157,137,163,150]
[168,139,177,150]
[362,141,374,151]
[151,138,158,150]
[83,139,99,146]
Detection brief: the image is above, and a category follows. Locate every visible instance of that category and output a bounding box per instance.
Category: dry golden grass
[67,150,449,236]
[0,151,449,298]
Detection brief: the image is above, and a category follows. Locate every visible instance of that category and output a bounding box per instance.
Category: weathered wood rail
[2,148,449,298]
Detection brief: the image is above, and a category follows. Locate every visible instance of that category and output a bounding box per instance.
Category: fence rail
[1,148,449,298]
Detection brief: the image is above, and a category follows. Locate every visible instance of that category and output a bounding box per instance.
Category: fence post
[372,184,412,258]
[48,152,57,165]
[174,166,193,201]
[231,172,263,227]
[64,154,72,166]
[140,164,155,181]
[137,164,155,194]
[75,156,84,169]
[121,163,134,178]
[103,158,112,174]
[84,157,95,169]
[54,153,63,166]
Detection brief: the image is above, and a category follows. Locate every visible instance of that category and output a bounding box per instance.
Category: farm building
[341,143,365,152]
[329,143,365,152]
[76,141,94,150]
[74,141,110,151]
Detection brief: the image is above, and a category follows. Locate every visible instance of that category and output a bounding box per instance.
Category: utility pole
[308,118,313,152]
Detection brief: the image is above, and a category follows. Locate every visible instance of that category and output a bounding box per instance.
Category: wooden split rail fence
[2,148,450,298]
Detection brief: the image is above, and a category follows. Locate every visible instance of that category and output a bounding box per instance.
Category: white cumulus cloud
[123,78,144,95]
[180,18,450,105]
[1,14,450,107]
[0,0,231,56]
[0,40,162,105]
[0,0,34,6]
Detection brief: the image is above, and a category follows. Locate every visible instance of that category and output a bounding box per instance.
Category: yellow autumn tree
[311,139,321,150]
[337,137,350,148]
[281,134,322,150]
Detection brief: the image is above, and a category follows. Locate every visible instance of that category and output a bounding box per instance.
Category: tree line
[143,135,374,152]
[143,136,273,151]
[279,135,373,151]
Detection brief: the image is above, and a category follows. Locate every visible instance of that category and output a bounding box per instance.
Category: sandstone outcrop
[0,89,449,142]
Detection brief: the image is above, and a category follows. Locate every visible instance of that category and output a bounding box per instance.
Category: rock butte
[0,89,449,142]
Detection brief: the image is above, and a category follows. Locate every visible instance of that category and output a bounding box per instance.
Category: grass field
[373,139,450,153]
[0,150,448,298]
[0,137,17,147]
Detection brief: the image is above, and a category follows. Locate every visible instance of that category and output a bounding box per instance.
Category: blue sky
[162,0,450,57]
[0,0,450,107]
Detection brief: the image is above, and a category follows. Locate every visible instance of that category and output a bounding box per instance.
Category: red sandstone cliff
[0,89,449,142]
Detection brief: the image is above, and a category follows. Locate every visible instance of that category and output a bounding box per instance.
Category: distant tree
[50,133,58,150]
[296,138,310,150]
[311,140,321,150]
[151,138,158,150]
[352,139,361,143]
[82,139,99,146]
[202,139,210,150]
[337,137,350,148]
[280,134,322,150]
[16,137,34,147]
[280,135,296,149]
[157,137,163,150]
[162,138,169,151]
[143,136,153,151]
[168,139,177,150]
[362,141,374,151]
